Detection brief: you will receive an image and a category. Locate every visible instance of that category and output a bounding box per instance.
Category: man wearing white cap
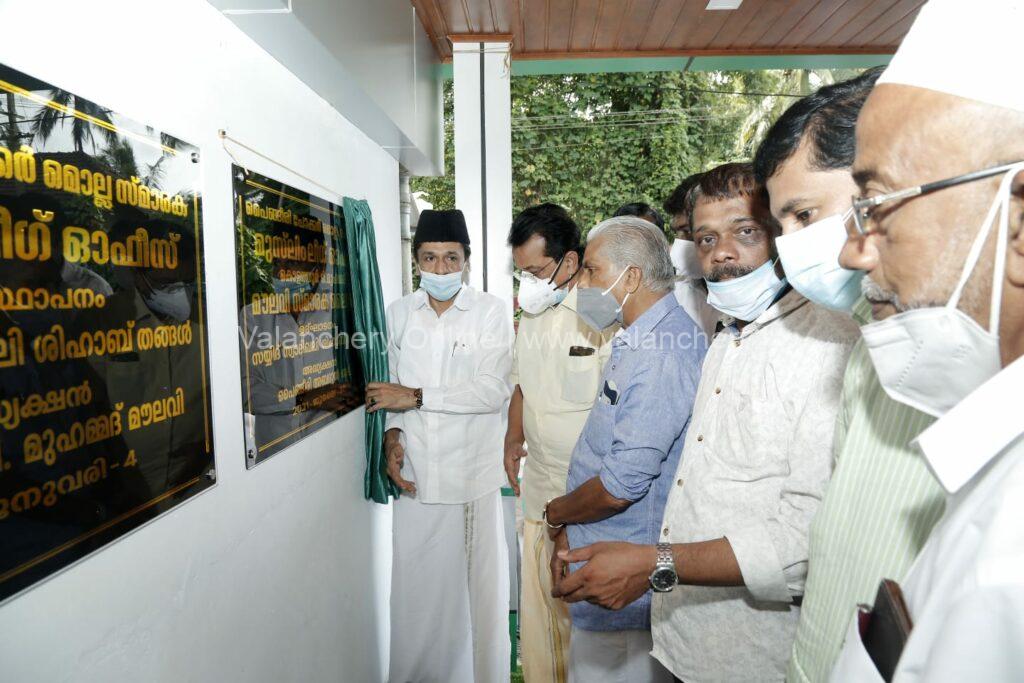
[830,0,1024,680]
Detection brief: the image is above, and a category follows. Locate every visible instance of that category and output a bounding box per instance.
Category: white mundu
[385,285,514,683]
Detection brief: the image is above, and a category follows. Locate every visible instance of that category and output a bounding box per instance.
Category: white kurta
[385,285,514,683]
[831,356,1024,682]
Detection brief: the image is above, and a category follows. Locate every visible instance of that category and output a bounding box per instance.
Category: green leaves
[412,69,835,239]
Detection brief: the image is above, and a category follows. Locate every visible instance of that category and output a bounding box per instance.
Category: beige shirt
[651,290,859,682]
[510,287,616,520]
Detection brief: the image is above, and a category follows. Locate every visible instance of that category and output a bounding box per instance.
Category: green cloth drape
[342,198,399,503]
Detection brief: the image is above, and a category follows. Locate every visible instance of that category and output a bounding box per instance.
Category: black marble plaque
[0,64,215,602]
[233,165,364,467]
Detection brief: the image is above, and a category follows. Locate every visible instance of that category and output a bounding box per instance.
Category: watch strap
[656,542,674,568]
[543,499,565,529]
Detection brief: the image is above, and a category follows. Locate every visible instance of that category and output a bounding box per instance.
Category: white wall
[0,1,400,680]
[212,0,444,176]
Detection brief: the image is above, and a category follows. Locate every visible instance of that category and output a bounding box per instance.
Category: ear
[563,249,580,273]
[624,265,644,294]
[1007,170,1024,288]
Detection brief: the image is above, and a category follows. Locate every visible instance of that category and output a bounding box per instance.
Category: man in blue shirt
[542,216,706,682]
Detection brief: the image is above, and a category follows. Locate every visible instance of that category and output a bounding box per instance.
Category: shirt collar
[414,285,475,311]
[721,287,808,339]
[559,285,579,312]
[616,292,678,350]
[913,355,1024,494]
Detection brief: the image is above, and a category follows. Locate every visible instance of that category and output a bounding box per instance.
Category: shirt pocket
[446,338,478,385]
[560,352,602,405]
[714,384,789,479]
[581,396,616,455]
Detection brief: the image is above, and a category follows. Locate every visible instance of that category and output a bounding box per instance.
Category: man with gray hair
[541,216,706,681]
[552,165,858,681]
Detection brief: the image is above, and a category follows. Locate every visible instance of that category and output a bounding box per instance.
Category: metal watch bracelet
[543,499,564,529]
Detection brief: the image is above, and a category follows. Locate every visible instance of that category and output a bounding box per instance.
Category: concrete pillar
[451,37,513,306]
[398,167,414,296]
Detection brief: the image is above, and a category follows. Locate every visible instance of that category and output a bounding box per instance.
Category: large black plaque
[233,166,364,467]
[0,64,214,602]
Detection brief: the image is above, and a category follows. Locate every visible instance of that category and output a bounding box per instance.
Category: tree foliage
[412,69,833,235]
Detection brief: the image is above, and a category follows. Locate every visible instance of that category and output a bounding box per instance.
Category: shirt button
[697,434,704,442]
[676,478,684,487]
[733,339,741,347]
[662,527,670,536]
[714,387,721,394]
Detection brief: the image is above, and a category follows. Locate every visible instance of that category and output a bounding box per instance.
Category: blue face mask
[420,269,464,301]
[705,259,787,322]
[775,211,864,312]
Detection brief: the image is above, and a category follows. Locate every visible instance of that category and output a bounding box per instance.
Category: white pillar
[398,167,414,296]
[452,38,513,307]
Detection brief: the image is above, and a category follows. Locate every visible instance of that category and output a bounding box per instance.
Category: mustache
[861,275,939,313]
[706,264,755,282]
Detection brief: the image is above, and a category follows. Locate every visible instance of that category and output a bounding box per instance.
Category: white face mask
[776,210,865,312]
[515,257,570,315]
[705,259,788,322]
[861,164,1020,417]
[670,239,703,279]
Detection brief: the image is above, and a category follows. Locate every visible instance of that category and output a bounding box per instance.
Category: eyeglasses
[512,254,564,284]
[850,160,1024,235]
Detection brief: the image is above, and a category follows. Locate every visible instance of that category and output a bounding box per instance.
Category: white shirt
[385,286,513,504]
[831,356,1024,683]
[651,290,860,682]
[674,277,718,340]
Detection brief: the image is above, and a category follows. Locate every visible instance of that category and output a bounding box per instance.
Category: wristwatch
[649,543,677,593]
[542,499,564,529]
[413,388,423,409]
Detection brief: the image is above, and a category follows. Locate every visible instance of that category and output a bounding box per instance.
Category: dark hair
[507,203,580,259]
[413,237,470,259]
[688,162,771,226]
[753,67,884,183]
[613,202,664,230]
[663,172,704,218]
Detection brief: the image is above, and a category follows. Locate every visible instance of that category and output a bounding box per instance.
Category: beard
[706,263,755,282]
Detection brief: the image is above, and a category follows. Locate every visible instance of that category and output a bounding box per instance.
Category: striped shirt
[786,330,945,683]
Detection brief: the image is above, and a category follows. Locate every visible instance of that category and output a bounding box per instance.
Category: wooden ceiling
[411,0,924,62]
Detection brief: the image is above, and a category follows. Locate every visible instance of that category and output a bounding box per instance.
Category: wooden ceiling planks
[413,0,922,61]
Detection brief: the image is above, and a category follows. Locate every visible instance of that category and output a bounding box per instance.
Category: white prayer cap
[878,0,1024,113]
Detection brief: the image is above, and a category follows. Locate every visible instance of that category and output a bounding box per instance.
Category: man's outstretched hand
[552,542,657,611]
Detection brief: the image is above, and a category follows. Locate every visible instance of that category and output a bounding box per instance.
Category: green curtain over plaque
[341,198,399,503]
